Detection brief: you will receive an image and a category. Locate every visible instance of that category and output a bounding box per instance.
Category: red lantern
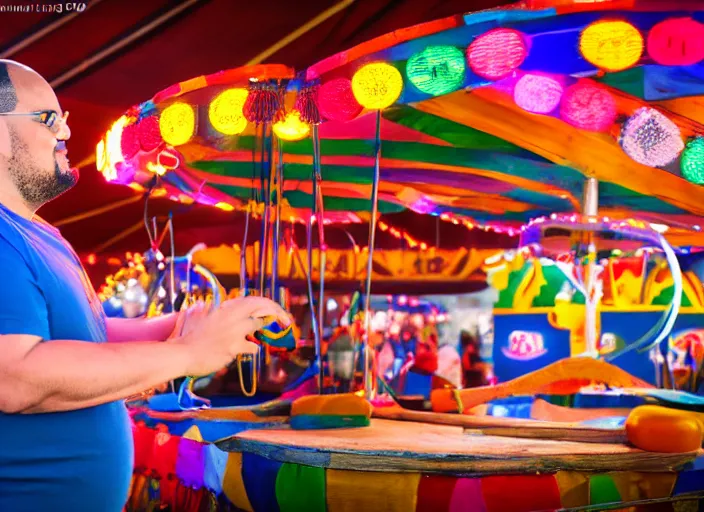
[647,18,704,66]
[120,122,140,160]
[138,116,162,152]
[560,81,616,132]
[467,28,527,81]
[318,78,363,122]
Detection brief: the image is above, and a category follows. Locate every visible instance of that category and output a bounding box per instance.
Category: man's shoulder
[0,207,41,262]
[31,214,62,237]
[0,209,23,247]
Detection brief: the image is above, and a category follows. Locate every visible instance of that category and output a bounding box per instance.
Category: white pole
[583,177,600,357]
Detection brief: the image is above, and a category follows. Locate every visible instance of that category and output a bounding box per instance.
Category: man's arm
[0,295,287,415]
[0,239,186,412]
[106,314,179,343]
[0,238,288,415]
[0,334,190,414]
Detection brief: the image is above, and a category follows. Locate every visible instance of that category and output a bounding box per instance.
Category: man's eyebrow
[0,63,18,113]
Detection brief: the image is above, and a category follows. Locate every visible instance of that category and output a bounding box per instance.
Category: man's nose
[56,123,71,141]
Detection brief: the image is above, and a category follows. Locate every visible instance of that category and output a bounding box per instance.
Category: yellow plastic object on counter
[625,405,704,453]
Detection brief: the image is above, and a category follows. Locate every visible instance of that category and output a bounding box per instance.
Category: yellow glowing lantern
[96,139,106,173]
[159,102,195,146]
[351,62,403,110]
[215,202,235,211]
[579,20,643,72]
[273,111,311,141]
[102,115,129,181]
[209,88,249,135]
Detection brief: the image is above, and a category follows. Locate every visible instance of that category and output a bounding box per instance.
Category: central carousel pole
[582,177,600,358]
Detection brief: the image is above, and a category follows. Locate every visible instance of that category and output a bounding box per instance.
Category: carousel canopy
[10,0,510,256]
[94,0,704,254]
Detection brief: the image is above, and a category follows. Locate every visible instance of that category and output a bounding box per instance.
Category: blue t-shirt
[0,204,133,512]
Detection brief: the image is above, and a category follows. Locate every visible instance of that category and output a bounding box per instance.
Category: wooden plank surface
[372,407,628,444]
[216,419,700,475]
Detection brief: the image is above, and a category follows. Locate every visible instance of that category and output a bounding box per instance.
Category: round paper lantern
[318,78,363,122]
[647,18,704,66]
[467,28,527,81]
[513,74,563,114]
[106,116,127,168]
[351,62,403,110]
[580,20,643,72]
[273,111,311,141]
[681,137,704,185]
[96,139,106,173]
[120,121,140,160]
[159,102,195,146]
[138,115,162,152]
[100,116,128,181]
[559,82,617,132]
[406,45,466,96]
[209,88,249,135]
[620,107,684,167]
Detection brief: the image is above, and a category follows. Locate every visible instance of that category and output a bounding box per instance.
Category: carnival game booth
[487,232,704,390]
[96,0,704,509]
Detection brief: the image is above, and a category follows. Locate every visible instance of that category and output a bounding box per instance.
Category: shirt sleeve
[0,236,50,339]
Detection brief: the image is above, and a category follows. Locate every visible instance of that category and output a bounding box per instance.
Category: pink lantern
[647,17,704,66]
[120,122,140,160]
[318,78,363,122]
[559,82,617,132]
[513,74,563,114]
[138,116,162,152]
[467,28,527,81]
[620,107,684,167]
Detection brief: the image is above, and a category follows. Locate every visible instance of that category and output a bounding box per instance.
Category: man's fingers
[246,307,290,327]
[223,297,286,314]
[222,297,290,326]
[240,340,261,355]
[245,316,268,334]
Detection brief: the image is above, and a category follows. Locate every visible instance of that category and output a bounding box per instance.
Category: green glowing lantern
[406,45,466,96]
[681,137,704,185]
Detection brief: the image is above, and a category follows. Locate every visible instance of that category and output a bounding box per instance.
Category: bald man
[0,60,289,511]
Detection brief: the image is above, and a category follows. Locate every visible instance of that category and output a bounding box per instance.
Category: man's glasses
[0,110,70,138]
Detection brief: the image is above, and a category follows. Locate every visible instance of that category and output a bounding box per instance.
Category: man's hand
[174,296,290,376]
[170,300,212,339]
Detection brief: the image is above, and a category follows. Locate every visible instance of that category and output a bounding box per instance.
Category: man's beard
[5,129,76,210]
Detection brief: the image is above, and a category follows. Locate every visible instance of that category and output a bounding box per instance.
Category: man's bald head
[0,60,56,113]
[0,62,18,113]
[0,60,76,214]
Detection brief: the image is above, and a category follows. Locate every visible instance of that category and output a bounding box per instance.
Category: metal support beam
[582,177,599,217]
